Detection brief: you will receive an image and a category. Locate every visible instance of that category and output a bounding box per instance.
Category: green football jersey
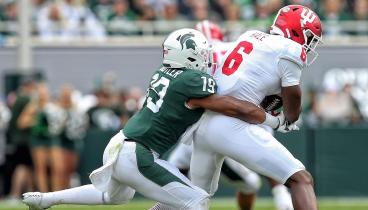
[123,66,216,156]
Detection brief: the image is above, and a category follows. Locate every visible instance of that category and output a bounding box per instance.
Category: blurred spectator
[36,0,106,41]
[319,0,349,20]
[211,0,231,20]
[286,0,315,9]
[353,0,368,20]
[0,100,10,166]
[107,0,139,35]
[177,0,192,16]
[154,1,185,34]
[0,0,365,37]
[90,0,113,22]
[87,89,121,130]
[0,0,17,36]
[303,88,319,127]
[315,80,362,125]
[319,0,350,37]
[18,82,61,192]
[53,85,87,189]
[255,0,282,20]
[130,0,156,20]
[235,0,256,20]
[125,86,144,113]
[162,2,180,20]
[152,1,185,21]
[225,2,240,21]
[111,89,131,127]
[1,1,17,21]
[190,0,210,20]
[7,79,37,200]
[0,99,10,197]
[145,0,174,19]
[32,0,47,20]
[350,0,368,36]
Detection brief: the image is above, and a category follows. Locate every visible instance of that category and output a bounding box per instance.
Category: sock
[149,202,176,210]
[42,184,109,206]
[272,184,294,210]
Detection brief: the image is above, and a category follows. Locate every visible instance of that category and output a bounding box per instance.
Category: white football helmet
[162,28,212,72]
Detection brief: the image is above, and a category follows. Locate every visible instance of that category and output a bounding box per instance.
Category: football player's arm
[281,85,301,123]
[187,95,279,128]
[279,58,302,123]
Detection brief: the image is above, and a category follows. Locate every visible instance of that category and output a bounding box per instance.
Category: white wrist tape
[262,113,279,129]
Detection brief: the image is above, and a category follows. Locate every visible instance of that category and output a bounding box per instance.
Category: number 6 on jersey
[222,41,253,76]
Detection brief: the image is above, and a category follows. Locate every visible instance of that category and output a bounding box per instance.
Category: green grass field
[2,198,368,210]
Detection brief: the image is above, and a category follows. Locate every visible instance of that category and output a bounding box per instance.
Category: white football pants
[190,111,305,195]
[169,143,261,194]
[91,132,209,210]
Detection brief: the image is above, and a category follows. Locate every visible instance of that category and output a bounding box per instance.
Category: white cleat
[22,192,51,210]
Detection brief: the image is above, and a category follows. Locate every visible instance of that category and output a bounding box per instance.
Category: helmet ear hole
[187,57,196,62]
[292,30,299,37]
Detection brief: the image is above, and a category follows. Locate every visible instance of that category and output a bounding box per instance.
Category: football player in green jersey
[23,28,281,210]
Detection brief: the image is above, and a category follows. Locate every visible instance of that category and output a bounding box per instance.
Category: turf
[2,198,368,210]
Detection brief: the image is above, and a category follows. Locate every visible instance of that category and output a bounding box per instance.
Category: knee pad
[105,186,135,205]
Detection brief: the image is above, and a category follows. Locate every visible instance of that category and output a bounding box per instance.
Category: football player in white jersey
[188,5,322,210]
[165,20,294,210]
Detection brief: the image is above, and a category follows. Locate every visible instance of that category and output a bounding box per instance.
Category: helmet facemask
[303,29,322,66]
[185,44,213,72]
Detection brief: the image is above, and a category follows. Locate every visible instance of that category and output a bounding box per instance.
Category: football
[260,95,283,112]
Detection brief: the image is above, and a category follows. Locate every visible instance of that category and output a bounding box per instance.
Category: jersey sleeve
[278,58,302,87]
[182,71,217,98]
[280,41,307,68]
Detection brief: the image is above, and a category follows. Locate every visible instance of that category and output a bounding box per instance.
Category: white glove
[275,112,299,133]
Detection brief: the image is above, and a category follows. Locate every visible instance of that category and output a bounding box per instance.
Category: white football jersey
[208,41,235,76]
[214,30,305,105]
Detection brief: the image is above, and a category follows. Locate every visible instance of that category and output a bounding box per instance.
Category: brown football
[260,95,283,112]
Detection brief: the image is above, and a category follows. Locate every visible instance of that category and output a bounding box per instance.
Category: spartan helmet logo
[177,33,197,50]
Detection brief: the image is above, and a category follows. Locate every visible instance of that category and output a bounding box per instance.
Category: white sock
[272,184,294,210]
[42,184,109,206]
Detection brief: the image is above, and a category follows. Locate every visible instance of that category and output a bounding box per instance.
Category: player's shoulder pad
[183,68,211,77]
[180,69,212,85]
[237,30,261,41]
[277,37,307,68]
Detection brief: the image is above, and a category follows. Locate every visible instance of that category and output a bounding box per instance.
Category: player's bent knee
[188,197,210,210]
[104,188,135,205]
[105,194,134,205]
[286,170,314,187]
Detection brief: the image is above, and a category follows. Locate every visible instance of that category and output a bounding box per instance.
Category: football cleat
[22,192,51,210]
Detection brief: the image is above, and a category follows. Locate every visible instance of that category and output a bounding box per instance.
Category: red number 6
[222,41,253,76]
